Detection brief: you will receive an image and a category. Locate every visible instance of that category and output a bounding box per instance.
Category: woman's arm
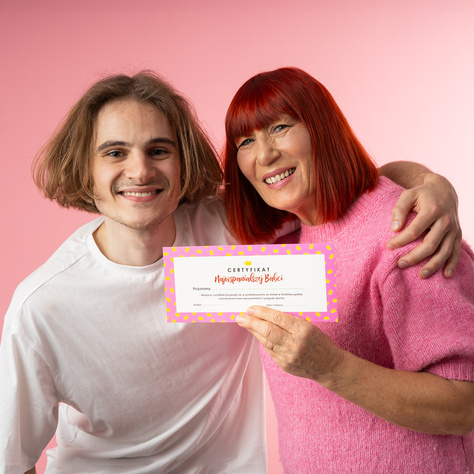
[237,306,474,435]
[325,347,474,435]
[379,161,461,278]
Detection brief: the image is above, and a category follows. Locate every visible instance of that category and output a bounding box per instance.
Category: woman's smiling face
[236,115,319,225]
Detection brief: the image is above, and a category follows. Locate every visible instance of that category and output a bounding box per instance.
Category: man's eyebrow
[147,137,177,148]
[96,140,128,152]
[96,137,177,152]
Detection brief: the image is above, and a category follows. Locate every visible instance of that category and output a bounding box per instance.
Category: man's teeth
[122,191,157,197]
[264,168,295,185]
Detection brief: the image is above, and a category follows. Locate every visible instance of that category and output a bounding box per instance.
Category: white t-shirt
[0,197,267,473]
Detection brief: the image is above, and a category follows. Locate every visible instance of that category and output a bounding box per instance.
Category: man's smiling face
[91,99,182,235]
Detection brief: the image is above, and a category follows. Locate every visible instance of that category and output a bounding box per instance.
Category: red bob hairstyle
[223,67,378,244]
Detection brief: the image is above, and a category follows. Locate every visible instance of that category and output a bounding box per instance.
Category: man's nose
[125,152,156,182]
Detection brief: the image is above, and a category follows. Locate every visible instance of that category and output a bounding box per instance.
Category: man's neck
[93,217,176,267]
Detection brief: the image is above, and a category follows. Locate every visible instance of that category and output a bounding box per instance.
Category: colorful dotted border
[163,243,337,323]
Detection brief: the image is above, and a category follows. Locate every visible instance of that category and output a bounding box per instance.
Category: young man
[0,71,461,473]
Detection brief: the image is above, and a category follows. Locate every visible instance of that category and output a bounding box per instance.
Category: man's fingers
[388,176,462,279]
[390,188,417,232]
[388,210,438,250]
[443,235,462,278]
[396,226,460,278]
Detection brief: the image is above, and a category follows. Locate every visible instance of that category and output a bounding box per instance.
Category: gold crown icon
[245,261,252,265]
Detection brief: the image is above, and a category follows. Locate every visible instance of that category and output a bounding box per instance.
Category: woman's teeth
[264,168,295,185]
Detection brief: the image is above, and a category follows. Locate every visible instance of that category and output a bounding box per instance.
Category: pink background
[1,1,473,472]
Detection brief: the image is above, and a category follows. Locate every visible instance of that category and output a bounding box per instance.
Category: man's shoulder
[177,196,225,220]
[174,196,230,246]
[33,217,101,271]
[8,218,102,315]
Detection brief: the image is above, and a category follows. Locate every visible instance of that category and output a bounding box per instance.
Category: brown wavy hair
[33,70,223,213]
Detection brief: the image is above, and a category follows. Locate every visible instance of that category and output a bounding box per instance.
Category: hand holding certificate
[164,243,338,323]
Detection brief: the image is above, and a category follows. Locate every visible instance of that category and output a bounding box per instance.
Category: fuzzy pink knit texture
[263,177,474,473]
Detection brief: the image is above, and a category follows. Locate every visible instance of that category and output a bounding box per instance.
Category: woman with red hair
[224,67,474,473]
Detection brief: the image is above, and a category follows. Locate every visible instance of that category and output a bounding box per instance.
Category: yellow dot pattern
[163,243,338,323]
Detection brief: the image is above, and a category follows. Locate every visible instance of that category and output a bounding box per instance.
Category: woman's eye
[273,124,289,133]
[237,138,253,149]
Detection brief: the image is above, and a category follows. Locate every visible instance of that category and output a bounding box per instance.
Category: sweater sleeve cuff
[425,356,474,382]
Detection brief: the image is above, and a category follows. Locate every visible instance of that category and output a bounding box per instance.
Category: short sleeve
[0,326,59,472]
[380,242,474,381]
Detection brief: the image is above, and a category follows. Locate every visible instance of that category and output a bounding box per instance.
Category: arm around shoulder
[379,160,432,187]
[380,161,462,278]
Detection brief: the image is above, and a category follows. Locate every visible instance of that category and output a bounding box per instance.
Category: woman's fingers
[237,306,344,381]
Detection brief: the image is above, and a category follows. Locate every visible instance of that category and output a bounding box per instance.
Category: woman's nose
[255,137,280,166]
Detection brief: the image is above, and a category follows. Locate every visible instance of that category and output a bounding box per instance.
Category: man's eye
[107,150,123,158]
[150,148,167,156]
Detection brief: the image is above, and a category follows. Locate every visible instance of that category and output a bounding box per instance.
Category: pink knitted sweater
[263,177,474,473]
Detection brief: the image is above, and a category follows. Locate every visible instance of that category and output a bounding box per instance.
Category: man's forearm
[379,161,432,188]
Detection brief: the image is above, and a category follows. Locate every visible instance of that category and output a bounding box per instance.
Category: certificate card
[163,243,337,323]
